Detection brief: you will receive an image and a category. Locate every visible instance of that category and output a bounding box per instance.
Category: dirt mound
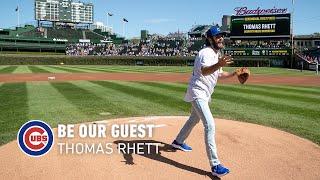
[0,116,319,180]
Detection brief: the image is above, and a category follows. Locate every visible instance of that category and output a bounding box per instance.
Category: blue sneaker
[171,140,192,152]
[211,164,230,177]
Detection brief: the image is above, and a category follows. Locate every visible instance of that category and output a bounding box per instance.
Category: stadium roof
[188,25,210,34]
[294,34,320,40]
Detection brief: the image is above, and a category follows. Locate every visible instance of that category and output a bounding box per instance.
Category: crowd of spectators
[66,43,120,56]
[66,37,203,56]
[298,53,319,64]
[66,38,292,57]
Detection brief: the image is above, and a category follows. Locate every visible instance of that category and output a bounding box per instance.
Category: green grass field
[0,80,319,146]
[0,65,319,76]
[0,65,319,146]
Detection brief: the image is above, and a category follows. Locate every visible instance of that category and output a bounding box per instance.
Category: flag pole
[18,8,20,27]
[122,20,125,38]
[106,13,109,27]
[17,5,20,27]
[16,0,20,27]
[291,0,295,68]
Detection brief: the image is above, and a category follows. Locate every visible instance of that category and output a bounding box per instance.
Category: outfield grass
[0,65,318,76]
[0,81,319,146]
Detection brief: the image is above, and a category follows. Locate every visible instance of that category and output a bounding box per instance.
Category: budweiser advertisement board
[234,7,288,16]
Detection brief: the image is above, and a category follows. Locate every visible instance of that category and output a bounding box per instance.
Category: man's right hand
[201,55,234,76]
[217,55,234,67]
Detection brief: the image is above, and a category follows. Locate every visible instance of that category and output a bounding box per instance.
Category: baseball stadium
[0,0,319,179]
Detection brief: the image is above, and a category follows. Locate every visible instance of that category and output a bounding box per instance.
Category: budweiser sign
[234,7,288,16]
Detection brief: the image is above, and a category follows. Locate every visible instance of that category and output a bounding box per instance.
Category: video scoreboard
[230,14,291,38]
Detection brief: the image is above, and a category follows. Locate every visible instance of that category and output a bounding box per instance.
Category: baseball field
[0,65,319,145]
[0,65,319,179]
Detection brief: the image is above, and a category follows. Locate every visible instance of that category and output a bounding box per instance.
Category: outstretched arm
[219,71,236,79]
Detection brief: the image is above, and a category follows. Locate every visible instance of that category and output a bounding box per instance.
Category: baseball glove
[235,67,250,84]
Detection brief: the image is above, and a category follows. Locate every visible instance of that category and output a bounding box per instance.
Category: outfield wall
[0,55,194,66]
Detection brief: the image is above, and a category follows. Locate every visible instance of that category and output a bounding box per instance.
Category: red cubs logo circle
[17,120,54,157]
[24,127,48,151]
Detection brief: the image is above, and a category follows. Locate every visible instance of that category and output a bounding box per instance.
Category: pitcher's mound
[0,116,319,180]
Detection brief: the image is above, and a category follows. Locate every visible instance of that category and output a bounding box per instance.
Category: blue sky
[0,0,319,38]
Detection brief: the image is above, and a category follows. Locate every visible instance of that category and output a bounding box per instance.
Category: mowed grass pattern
[0,66,18,74]
[0,65,318,76]
[0,83,28,144]
[0,81,319,146]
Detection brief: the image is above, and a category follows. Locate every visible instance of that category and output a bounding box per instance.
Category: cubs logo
[17,120,54,157]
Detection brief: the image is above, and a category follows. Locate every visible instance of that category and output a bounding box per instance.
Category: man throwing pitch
[171,26,236,177]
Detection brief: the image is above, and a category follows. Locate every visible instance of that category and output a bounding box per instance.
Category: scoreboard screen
[224,48,291,56]
[230,14,291,38]
[35,0,93,24]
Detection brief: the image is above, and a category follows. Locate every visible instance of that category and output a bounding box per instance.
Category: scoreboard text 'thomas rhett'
[230,14,291,38]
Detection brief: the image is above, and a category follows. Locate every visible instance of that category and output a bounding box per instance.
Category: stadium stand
[296,48,320,64]
[20,28,44,38]
[188,25,210,38]
[85,31,106,43]
[0,23,125,53]
[46,28,84,41]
